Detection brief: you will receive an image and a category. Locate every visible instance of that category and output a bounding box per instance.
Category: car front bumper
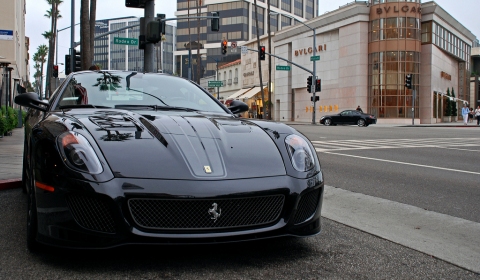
[34,174,324,248]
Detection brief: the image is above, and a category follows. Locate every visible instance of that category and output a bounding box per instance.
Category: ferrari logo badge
[204,166,212,173]
[208,203,221,222]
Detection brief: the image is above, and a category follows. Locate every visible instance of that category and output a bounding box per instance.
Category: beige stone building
[273,0,477,124]
[0,0,29,108]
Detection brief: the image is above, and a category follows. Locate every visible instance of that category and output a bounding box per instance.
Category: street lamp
[269,11,317,124]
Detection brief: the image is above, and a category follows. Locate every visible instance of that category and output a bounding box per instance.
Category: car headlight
[57,131,103,174]
[285,134,315,172]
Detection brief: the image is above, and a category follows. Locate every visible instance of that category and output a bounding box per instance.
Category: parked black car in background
[320,110,377,127]
[15,71,324,250]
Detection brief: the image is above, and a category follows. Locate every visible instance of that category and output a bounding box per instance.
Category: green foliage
[445,89,452,116]
[450,88,457,116]
[0,106,19,134]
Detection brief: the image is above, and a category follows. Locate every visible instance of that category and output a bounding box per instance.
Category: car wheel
[324,119,332,126]
[26,168,40,252]
[357,119,366,127]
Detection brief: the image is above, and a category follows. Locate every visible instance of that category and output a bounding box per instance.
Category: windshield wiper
[59,104,111,110]
[114,105,198,112]
[126,88,168,106]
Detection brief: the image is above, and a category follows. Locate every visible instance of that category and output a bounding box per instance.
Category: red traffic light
[53,65,58,70]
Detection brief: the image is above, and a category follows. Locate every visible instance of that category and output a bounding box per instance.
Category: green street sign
[113,37,138,46]
[276,65,291,71]
[208,80,223,87]
[310,55,320,61]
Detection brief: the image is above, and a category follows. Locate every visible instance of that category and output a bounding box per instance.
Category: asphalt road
[293,124,480,223]
[1,124,479,278]
[0,188,478,279]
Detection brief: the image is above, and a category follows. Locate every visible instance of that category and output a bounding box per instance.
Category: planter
[442,116,452,122]
[4,131,12,136]
[452,116,458,122]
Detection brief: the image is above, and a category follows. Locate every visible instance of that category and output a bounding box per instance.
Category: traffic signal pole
[144,0,155,73]
[312,29,317,124]
[69,0,75,79]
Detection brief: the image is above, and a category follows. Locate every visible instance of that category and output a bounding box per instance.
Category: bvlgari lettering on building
[294,44,327,56]
[376,5,422,15]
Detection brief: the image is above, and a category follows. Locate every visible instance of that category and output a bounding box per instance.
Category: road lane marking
[322,185,480,274]
[320,151,480,176]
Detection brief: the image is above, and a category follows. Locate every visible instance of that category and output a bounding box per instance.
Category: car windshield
[53,71,226,113]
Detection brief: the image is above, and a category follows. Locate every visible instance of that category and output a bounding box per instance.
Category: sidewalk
[0,120,478,191]
[0,127,24,190]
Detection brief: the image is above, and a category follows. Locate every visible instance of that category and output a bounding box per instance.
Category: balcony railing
[228,79,232,85]
[234,77,238,84]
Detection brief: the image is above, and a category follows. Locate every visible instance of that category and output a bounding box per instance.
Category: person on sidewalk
[468,107,474,123]
[461,104,470,125]
[356,105,363,113]
[475,105,480,126]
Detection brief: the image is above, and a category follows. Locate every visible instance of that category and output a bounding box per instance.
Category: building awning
[239,86,262,99]
[226,87,252,100]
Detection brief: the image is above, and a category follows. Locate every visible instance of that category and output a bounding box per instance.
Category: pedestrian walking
[356,105,363,113]
[475,105,480,126]
[468,107,474,123]
[461,104,470,125]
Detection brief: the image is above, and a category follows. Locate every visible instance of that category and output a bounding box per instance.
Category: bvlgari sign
[376,5,422,15]
[294,44,327,56]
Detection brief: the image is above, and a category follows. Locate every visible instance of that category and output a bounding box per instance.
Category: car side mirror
[14,92,49,112]
[228,100,249,115]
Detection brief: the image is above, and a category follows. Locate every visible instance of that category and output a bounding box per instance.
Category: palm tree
[44,0,63,99]
[80,0,97,70]
[33,45,48,97]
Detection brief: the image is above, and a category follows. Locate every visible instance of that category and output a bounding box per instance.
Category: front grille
[66,194,116,233]
[128,195,285,230]
[293,189,321,225]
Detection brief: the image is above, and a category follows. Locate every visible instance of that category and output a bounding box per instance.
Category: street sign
[208,81,223,87]
[231,41,237,48]
[113,37,139,45]
[276,65,291,71]
[310,55,320,61]
[241,46,248,55]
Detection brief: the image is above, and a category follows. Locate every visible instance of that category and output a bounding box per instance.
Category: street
[0,124,479,279]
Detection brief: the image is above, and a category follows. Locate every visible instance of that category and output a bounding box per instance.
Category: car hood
[73,110,286,180]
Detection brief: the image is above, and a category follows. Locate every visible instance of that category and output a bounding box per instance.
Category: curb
[0,179,22,191]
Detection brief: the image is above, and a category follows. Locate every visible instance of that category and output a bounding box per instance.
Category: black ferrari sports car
[15,71,324,249]
[319,110,377,126]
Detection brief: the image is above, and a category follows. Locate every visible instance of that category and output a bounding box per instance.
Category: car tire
[26,168,40,252]
[357,119,366,127]
[324,119,332,126]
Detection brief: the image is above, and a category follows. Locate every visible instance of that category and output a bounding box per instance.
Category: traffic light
[73,49,81,72]
[158,13,166,35]
[211,12,219,32]
[307,76,313,93]
[221,39,228,55]
[146,20,161,43]
[125,0,146,8]
[259,46,265,60]
[315,79,321,92]
[53,65,58,78]
[405,74,412,89]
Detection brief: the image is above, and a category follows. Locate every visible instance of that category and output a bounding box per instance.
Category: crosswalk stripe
[312,138,480,152]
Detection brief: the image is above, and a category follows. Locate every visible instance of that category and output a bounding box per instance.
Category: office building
[93,17,176,74]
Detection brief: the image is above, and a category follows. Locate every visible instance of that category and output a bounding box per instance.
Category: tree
[80,0,97,70]
[445,88,452,117]
[451,87,458,117]
[44,0,63,99]
[33,45,48,97]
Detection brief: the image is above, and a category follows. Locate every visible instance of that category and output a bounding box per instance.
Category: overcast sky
[26,0,480,80]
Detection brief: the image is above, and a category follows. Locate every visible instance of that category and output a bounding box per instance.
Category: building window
[368,51,420,119]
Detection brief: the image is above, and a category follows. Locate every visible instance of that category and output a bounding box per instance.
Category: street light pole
[270,12,317,124]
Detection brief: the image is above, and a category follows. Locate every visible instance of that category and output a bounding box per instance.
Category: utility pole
[144,0,155,72]
[69,0,75,77]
